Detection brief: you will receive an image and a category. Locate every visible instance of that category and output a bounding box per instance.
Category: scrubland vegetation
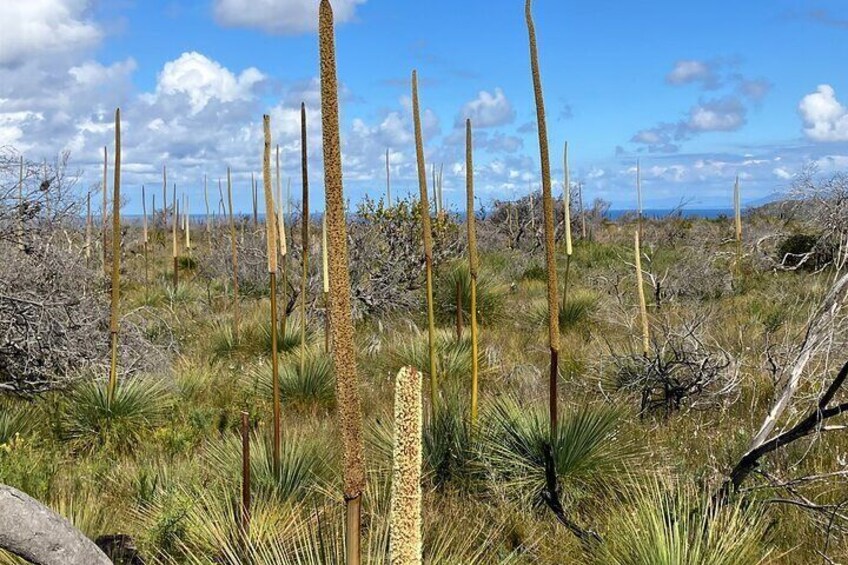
[2,1,848,564]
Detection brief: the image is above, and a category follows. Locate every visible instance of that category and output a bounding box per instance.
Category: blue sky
[2,0,848,214]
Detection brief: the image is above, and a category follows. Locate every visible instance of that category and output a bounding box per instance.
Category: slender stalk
[17,155,23,250]
[386,148,391,205]
[466,120,480,424]
[262,115,281,474]
[437,163,445,220]
[300,102,310,376]
[252,173,258,228]
[85,191,92,264]
[107,108,121,403]
[276,145,288,335]
[526,0,560,429]
[412,70,439,416]
[162,165,168,228]
[205,174,211,245]
[389,367,423,564]
[634,230,650,356]
[185,195,191,255]
[561,141,573,313]
[102,146,108,278]
[172,191,179,290]
[319,3,367,562]
[734,175,742,274]
[142,185,149,298]
[579,181,586,239]
[227,168,240,340]
[240,411,251,547]
[636,158,643,243]
[281,178,290,339]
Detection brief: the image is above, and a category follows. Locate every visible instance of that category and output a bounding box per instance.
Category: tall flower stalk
[634,230,650,356]
[389,367,423,564]
[85,191,92,264]
[734,175,742,273]
[300,102,310,376]
[385,148,391,205]
[142,184,149,297]
[525,0,560,429]
[276,145,288,338]
[107,108,122,402]
[412,70,439,416]
[102,146,108,278]
[227,167,240,340]
[172,186,179,290]
[466,120,480,425]
[262,115,281,473]
[636,158,643,242]
[17,156,24,251]
[319,3,367,562]
[561,141,573,313]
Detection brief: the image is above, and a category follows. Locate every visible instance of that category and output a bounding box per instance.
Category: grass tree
[107,108,121,402]
[525,0,561,429]
[319,2,367,561]
[466,119,480,424]
[262,115,281,473]
[412,70,439,416]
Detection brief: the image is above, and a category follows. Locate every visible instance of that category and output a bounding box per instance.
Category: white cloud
[213,0,365,34]
[0,0,101,67]
[153,52,264,114]
[456,88,515,128]
[773,167,792,180]
[799,84,848,142]
[666,60,719,89]
[687,97,746,132]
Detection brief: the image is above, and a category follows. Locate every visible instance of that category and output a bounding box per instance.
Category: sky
[1,0,848,214]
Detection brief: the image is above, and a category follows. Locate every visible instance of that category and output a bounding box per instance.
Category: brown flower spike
[526,0,561,427]
[319,1,367,563]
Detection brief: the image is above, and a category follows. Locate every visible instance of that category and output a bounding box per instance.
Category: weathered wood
[0,485,111,564]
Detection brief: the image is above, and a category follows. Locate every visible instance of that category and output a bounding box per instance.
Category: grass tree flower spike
[319,2,367,562]
[412,70,439,416]
[389,366,423,564]
[525,0,561,429]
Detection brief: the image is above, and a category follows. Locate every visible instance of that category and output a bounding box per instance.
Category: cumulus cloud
[152,52,264,114]
[213,0,365,35]
[666,60,720,89]
[632,57,771,153]
[687,97,746,132]
[799,84,848,142]
[455,88,515,128]
[0,0,101,67]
